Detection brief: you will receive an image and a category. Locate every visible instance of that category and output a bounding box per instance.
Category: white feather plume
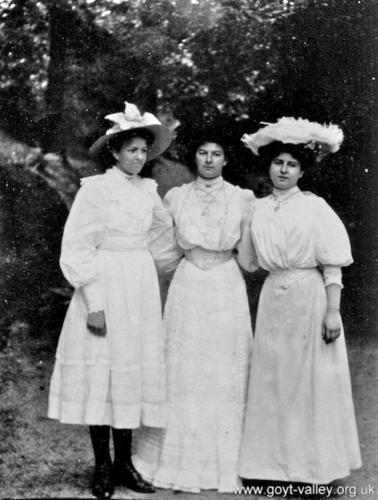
[241,117,344,159]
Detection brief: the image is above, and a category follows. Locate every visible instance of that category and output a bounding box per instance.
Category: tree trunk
[42,1,73,151]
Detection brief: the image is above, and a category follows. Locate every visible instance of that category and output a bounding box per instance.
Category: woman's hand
[322,309,342,344]
[87,311,106,337]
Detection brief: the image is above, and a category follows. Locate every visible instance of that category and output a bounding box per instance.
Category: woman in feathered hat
[47,102,180,498]
[237,117,361,487]
[134,123,255,493]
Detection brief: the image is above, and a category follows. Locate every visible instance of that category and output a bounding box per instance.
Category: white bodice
[164,177,255,252]
[59,166,173,310]
[237,187,353,276]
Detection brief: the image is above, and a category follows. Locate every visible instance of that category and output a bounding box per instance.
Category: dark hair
[259,141,315,172]
[185,138,230,175]
[108,129,154,153]
[97,128,155,171]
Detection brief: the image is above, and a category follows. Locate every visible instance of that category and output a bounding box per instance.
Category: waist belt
[268,267,319,289]
[184,248,233,270]
[98,241,148,252]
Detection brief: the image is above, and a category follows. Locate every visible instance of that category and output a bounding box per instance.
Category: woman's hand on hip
[322,309,342,344]
[87,311,107,337]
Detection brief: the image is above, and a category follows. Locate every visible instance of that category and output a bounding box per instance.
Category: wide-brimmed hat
[241,117,344,162]
[90,101,173,162]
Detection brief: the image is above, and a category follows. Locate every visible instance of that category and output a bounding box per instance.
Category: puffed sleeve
[59,178,106,312]
[315,197,353,287]
[322,266,343,288]
[145,181,183,273]
[236,206,259,273]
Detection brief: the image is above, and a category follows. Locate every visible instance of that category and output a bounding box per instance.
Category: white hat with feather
[90,101,173,161]
[241,117,344,162]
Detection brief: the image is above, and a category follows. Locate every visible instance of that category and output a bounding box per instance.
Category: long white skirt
[238,269,361,484]
[48,248,166,429]
[134,256,253,492]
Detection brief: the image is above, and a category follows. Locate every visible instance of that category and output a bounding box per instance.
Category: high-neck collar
[272,185,300,200]
[110,165,138,181]
[195,175,224,191]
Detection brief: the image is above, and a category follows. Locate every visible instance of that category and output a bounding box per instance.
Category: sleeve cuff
[322,266,343,288]
[82,281,104,312]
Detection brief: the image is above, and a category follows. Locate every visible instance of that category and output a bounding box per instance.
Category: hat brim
[89,124,173,162]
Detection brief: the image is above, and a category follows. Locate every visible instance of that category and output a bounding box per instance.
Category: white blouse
[164,176,255,252]
[237,186,353,286]
[59,166,175,312]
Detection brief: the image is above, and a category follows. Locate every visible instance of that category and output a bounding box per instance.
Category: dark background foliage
[0,0,376,338]
[0,2,377,496]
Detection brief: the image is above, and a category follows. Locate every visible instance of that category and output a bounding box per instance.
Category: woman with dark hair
[237,118,361,486]
[48,102,177,498]
[134,127,255,493]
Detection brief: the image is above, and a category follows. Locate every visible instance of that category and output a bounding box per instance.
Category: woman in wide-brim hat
[237,117,361,487]
[89,104,173,165]
[48,102,181,498]
[134,122,255,493]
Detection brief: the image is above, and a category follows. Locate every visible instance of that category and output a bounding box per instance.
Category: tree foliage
[0,0,48,137]
[248,0,377,223]
[0,0,293,149]
[0,0,375,196]
[0,0,376,336]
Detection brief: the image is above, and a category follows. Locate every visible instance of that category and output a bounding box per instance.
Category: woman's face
[112,136,148,175]
[269,152,303,191]
[195,142,227,180]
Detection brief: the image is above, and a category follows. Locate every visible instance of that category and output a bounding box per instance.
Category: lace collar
[272,185,300,201]
[109,166,139,183]
[195,175,224,192]
[271,186,301,211]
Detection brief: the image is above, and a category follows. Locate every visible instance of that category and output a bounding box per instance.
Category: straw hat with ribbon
[241,117,344,162]
[90,101,173,162]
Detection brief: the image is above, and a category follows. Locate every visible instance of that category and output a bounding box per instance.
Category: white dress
[237,186,362,484]
[48,166,177,429]
[134,176,254,493]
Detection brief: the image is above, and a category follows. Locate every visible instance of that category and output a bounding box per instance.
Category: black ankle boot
[112,428,155,493]
[92,461,113,499]
[89,426,114,499]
